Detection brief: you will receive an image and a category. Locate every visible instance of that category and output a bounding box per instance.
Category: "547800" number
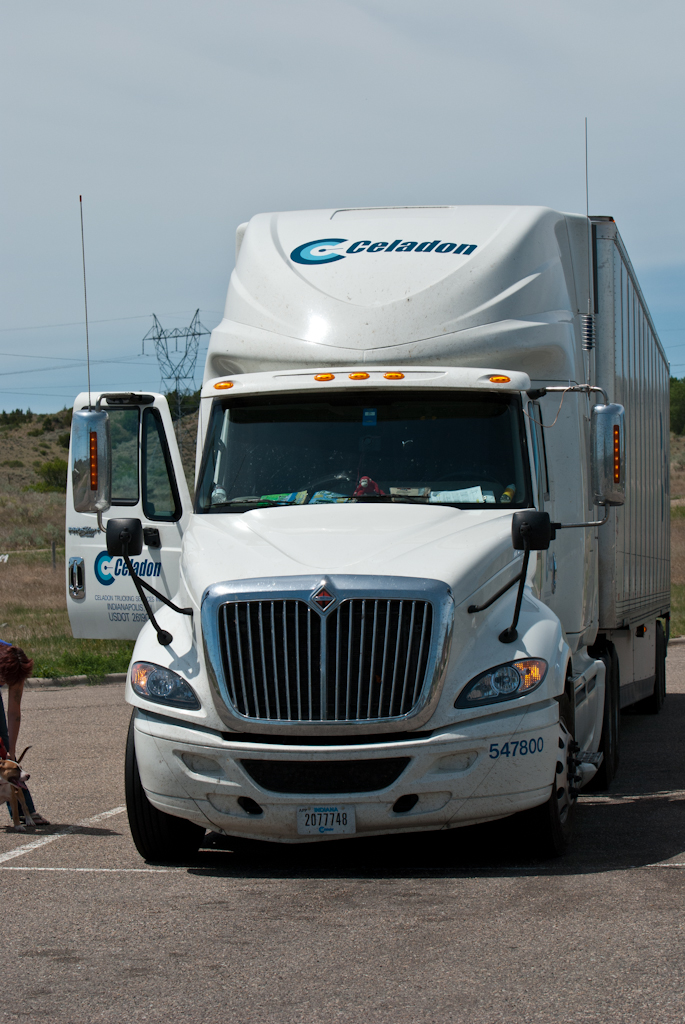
[489,737,543,759]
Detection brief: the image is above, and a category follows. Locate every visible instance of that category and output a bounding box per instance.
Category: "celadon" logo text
[290,238,478,265]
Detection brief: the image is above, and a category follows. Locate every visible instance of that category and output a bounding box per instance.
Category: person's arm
[6,681,24,759]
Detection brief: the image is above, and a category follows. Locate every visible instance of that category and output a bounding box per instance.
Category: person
[0,641,49,826]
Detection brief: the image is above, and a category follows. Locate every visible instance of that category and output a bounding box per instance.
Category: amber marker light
[384,372,405,380]
[613,425,621,483]
[489,375,511,384]
[512,659,547,691]
[214,381,234,390]
[349,372,369,380]
[314,373,335,381]
[89,431,98,490]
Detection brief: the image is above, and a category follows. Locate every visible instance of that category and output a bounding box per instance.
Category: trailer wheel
[525,689,576,858]
[585,642,620,791]
[633,620,667,715]
[125,713,205,863]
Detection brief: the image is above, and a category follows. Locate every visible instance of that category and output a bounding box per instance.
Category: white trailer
[65,205,669,859]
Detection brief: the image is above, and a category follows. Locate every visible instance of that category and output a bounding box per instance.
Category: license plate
[297,805,356,835]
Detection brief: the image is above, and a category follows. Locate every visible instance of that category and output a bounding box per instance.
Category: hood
[181,504,521,610]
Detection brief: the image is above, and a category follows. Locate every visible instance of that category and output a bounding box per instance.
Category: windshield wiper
[354,495,428,504]
[226,498,302,507]
[212,495,441,510]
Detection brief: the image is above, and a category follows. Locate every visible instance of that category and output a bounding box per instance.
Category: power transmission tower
[142,310,210,460]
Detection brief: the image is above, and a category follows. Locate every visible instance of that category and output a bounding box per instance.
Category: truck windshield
[196,390,530,512]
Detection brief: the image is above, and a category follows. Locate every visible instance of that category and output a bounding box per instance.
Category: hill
[0,405,198,551]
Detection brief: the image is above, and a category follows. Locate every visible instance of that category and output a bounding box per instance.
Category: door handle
[68,556,85,599]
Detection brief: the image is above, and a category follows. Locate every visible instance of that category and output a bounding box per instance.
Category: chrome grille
[218,597,433,723]
[220,601,321,720]
[325,600,432,720]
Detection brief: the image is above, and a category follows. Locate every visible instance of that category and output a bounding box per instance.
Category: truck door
[65,391,193,639]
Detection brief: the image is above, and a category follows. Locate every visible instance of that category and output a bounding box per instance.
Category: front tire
[525,689,576,858]
[125,713,205,863]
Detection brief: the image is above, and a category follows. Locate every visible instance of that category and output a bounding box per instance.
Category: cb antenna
[79,195,92,410]
[581,118,595,359]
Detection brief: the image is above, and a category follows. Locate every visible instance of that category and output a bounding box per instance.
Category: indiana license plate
[297,805,356,835]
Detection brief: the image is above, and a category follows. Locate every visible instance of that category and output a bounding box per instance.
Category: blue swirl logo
[94,551,114,586]
[289,237,478,266]
[290,238,347,265]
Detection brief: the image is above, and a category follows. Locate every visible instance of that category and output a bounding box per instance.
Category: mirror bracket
[551,505,610,535]
[526,384,609,403]
[499,542,530,644]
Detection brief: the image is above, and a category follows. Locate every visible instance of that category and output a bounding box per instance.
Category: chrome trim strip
[202,574,454,736]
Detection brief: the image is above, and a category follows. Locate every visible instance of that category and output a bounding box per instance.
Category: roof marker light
[214,381,234,390]
[349,372,370,380]
[489,375,511,384]
[314,373,335,381]
[384,372,405,380]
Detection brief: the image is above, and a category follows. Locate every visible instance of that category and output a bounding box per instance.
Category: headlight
[455,659,547,708]
[130,662,201,709]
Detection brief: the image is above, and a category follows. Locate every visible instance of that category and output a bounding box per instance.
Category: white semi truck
[66,205,670,859]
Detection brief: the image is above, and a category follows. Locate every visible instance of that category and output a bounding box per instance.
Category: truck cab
[66,205,669,859]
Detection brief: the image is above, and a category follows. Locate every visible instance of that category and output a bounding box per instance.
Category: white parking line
[0,805,126,865]
[0,866,171,872]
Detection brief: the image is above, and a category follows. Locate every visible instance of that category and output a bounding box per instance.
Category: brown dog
[0,747,35,832]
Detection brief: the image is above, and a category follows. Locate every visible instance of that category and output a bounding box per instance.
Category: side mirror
[106,518,144,557]
[71,409,111,514]
[512,511,552,551]
[591,403,625,507]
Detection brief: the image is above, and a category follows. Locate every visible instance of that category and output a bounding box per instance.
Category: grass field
[0,548,134,679]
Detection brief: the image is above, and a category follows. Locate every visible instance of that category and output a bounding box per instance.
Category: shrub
[32,458,68,492]
[0,409,33,428]
[40,408,73,434]
[1,460,23,468]
[58,432,70,449]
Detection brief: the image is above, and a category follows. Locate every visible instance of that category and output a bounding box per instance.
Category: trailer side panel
[594,219,670,628]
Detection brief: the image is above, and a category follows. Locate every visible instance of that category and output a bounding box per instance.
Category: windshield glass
[196,390,530,512]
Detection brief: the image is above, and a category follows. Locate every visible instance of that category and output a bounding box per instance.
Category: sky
[1,0,684,413]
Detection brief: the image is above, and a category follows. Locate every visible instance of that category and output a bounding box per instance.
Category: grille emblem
[312,585,335,611]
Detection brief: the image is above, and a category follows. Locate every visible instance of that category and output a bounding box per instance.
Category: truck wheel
[526,690,576,858]
[585,642,620,791]
[633,620,667,715]
[125,713,205,863]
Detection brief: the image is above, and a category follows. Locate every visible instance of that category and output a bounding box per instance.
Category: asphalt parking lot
[2,649,685,1024]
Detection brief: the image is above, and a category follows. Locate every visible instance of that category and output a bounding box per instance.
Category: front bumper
[133,701,560,843]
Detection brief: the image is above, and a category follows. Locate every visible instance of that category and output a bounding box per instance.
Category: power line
[0,310,222,333]
[0,356,189,377]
